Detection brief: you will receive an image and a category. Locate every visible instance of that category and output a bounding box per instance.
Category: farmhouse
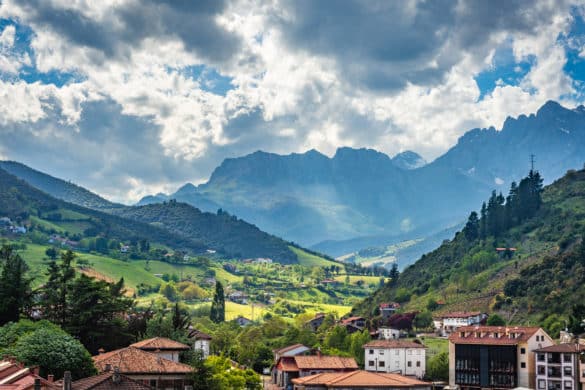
[380,303,400,319]
[363,340,427,378]
[273,354,358,389]
[433,311,486,336]
[130,337,190,363]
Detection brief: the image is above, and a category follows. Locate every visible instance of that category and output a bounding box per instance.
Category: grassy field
[418,336,448,360]
[291,246,342,269]
[333,274,383,285]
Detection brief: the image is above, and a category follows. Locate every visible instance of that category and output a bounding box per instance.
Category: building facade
[363,340,426,378]
[449,326,554,390]
[534,343,585,390]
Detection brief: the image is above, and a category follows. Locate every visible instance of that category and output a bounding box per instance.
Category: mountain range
[137,100,585,259]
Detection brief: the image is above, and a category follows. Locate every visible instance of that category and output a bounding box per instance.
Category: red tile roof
[292,370,430,388]
[363,340,426,349]
[71,372,152,389]
[0,360,58,390]
[293,355,358,370]
[449,326,542,345]
[341,316,365,324]
[534,343,585,353]
[276,357,299,372]
[93,347,193,375]
[380,302,400,309]
[188,329,212,340]
[130,337,190,351]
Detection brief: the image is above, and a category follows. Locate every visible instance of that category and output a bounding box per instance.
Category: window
[521,348,526,354]
[408,361,412,367]
[521,362,526,368]
[563,354,572,363]
[538,366,546,375]
[538,354,546,362]
[563,367,572,376]
[368,361,375,367]
[379,361,385,367]
[380,350,385,355]
[564,381,572,389]
[538,380,546,389]
[369,349,374,355]
[416,361,421,367]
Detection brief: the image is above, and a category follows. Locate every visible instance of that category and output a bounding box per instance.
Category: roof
[380,302,400,309]
[291,370,430,388]
[437,311,481,319]
[273,344,308,355]
[71,371,152,390]
[276,357,299,372]
[130,337,190,351]
[293,355,358,370]
[534,343,585,353]
[0,360,58,390]
[363,340,426,349]
[188,329,212,340]
[93,347,193,375]
[449,326,542,345]
[341,316,365,324]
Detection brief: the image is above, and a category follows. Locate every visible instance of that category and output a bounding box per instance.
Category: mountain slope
[0,167,301,262]
[0,161,122,210]
[353,167,585,325]
[138,101,585,256]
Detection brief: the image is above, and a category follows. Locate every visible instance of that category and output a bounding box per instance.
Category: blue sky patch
[474,40,535,101]
[180,64,234,96]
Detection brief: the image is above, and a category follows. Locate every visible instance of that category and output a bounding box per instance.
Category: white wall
[364,347,425,378]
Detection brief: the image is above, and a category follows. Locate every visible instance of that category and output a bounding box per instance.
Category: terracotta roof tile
[0,360,58,390]
[93,347,193,375]
[71,372,152,390]
[436,311,481,319]
[292,370,430,388]
[276,357,299,372]
[449,326,542,345]
[534,343,585,353]
[130,337,190,351]
[363,340,426,349]
[293,355,358,370]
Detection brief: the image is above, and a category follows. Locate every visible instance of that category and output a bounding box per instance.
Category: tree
[324,325,349,351]
[0,246,31,325]
[0,321,96,379]
[349,329,370,366]
[171,302,191,332]
[210,281,225,323]
[413,311,433,330]
[389,263,399,281]
[463,211,479,241]
[486,314,506,326]
[42,250,76,326]
[426,352,448,381]
[45,247,59,260]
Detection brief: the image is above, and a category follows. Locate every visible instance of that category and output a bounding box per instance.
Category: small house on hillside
[228,291,248,304]
[130,337,190,363]
[433,311,486,336]
[380,302,400,319]
[235,316,253,327]
[189,328,212,358]
[306,313,326,332]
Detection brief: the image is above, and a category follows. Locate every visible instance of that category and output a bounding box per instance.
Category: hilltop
[353,167,585,329]
[138,101,585,263]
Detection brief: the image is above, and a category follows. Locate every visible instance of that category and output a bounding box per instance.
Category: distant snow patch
[495,177,504,185]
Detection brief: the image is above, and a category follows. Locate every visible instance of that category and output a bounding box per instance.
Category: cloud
[0,0,584,203]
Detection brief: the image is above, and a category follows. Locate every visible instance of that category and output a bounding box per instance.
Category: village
[1,303,584,390]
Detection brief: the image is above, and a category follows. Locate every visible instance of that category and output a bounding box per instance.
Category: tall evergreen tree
[0,245,31,325]
[479,202,487,238]
[42,250,76,326]
[210,281,225,323]
[463,211,479,241]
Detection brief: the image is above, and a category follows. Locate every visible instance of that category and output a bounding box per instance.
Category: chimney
[63,371,72,390]
[34,378,41,390]
[112,366,121,384]
[48,374,54,383]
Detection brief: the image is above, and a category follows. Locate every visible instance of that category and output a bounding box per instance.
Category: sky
[1,0,585,203]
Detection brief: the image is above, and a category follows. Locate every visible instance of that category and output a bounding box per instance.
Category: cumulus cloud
[0,0,584,202]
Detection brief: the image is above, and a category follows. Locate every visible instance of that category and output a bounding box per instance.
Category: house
[306,313,326,332]
[0,359,58,389]
[448,325,554,389]
[235,316,253,326]
[291,370,432,390]
[363,340,427,378]
[93,347,193,389]
[341,316,366,329]
[433,311,486,336]
[273,344,312,363]
[254,257,273,264]
[188,329,212,359]
[377,327,401,340]
[120,245,130,253]
[380,303,400,319]
[66,369,152,389]
[130,337,190,363]
[273,354,358,388]
[228,291,248,304]
[534,342,585,390]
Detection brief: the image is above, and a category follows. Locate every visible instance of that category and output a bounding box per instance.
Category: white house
[534,342,585,390]
[434,311,486,336]
[130,337,190,363]
[378,327,401,340]
[363,340,426,378]
[189,329,212,359]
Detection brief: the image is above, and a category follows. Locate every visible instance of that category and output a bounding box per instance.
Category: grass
[291,246,342,269]
[418,336,448,360]
[333,274,383,285]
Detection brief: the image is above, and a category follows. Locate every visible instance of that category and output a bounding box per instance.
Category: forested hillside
[354,167,585,333]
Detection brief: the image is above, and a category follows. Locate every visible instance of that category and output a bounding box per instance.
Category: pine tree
[0,245,31,325]
[479,202,487,238]
[42,250,76,326]
[463,211,479,241]
[210,281,225,323]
